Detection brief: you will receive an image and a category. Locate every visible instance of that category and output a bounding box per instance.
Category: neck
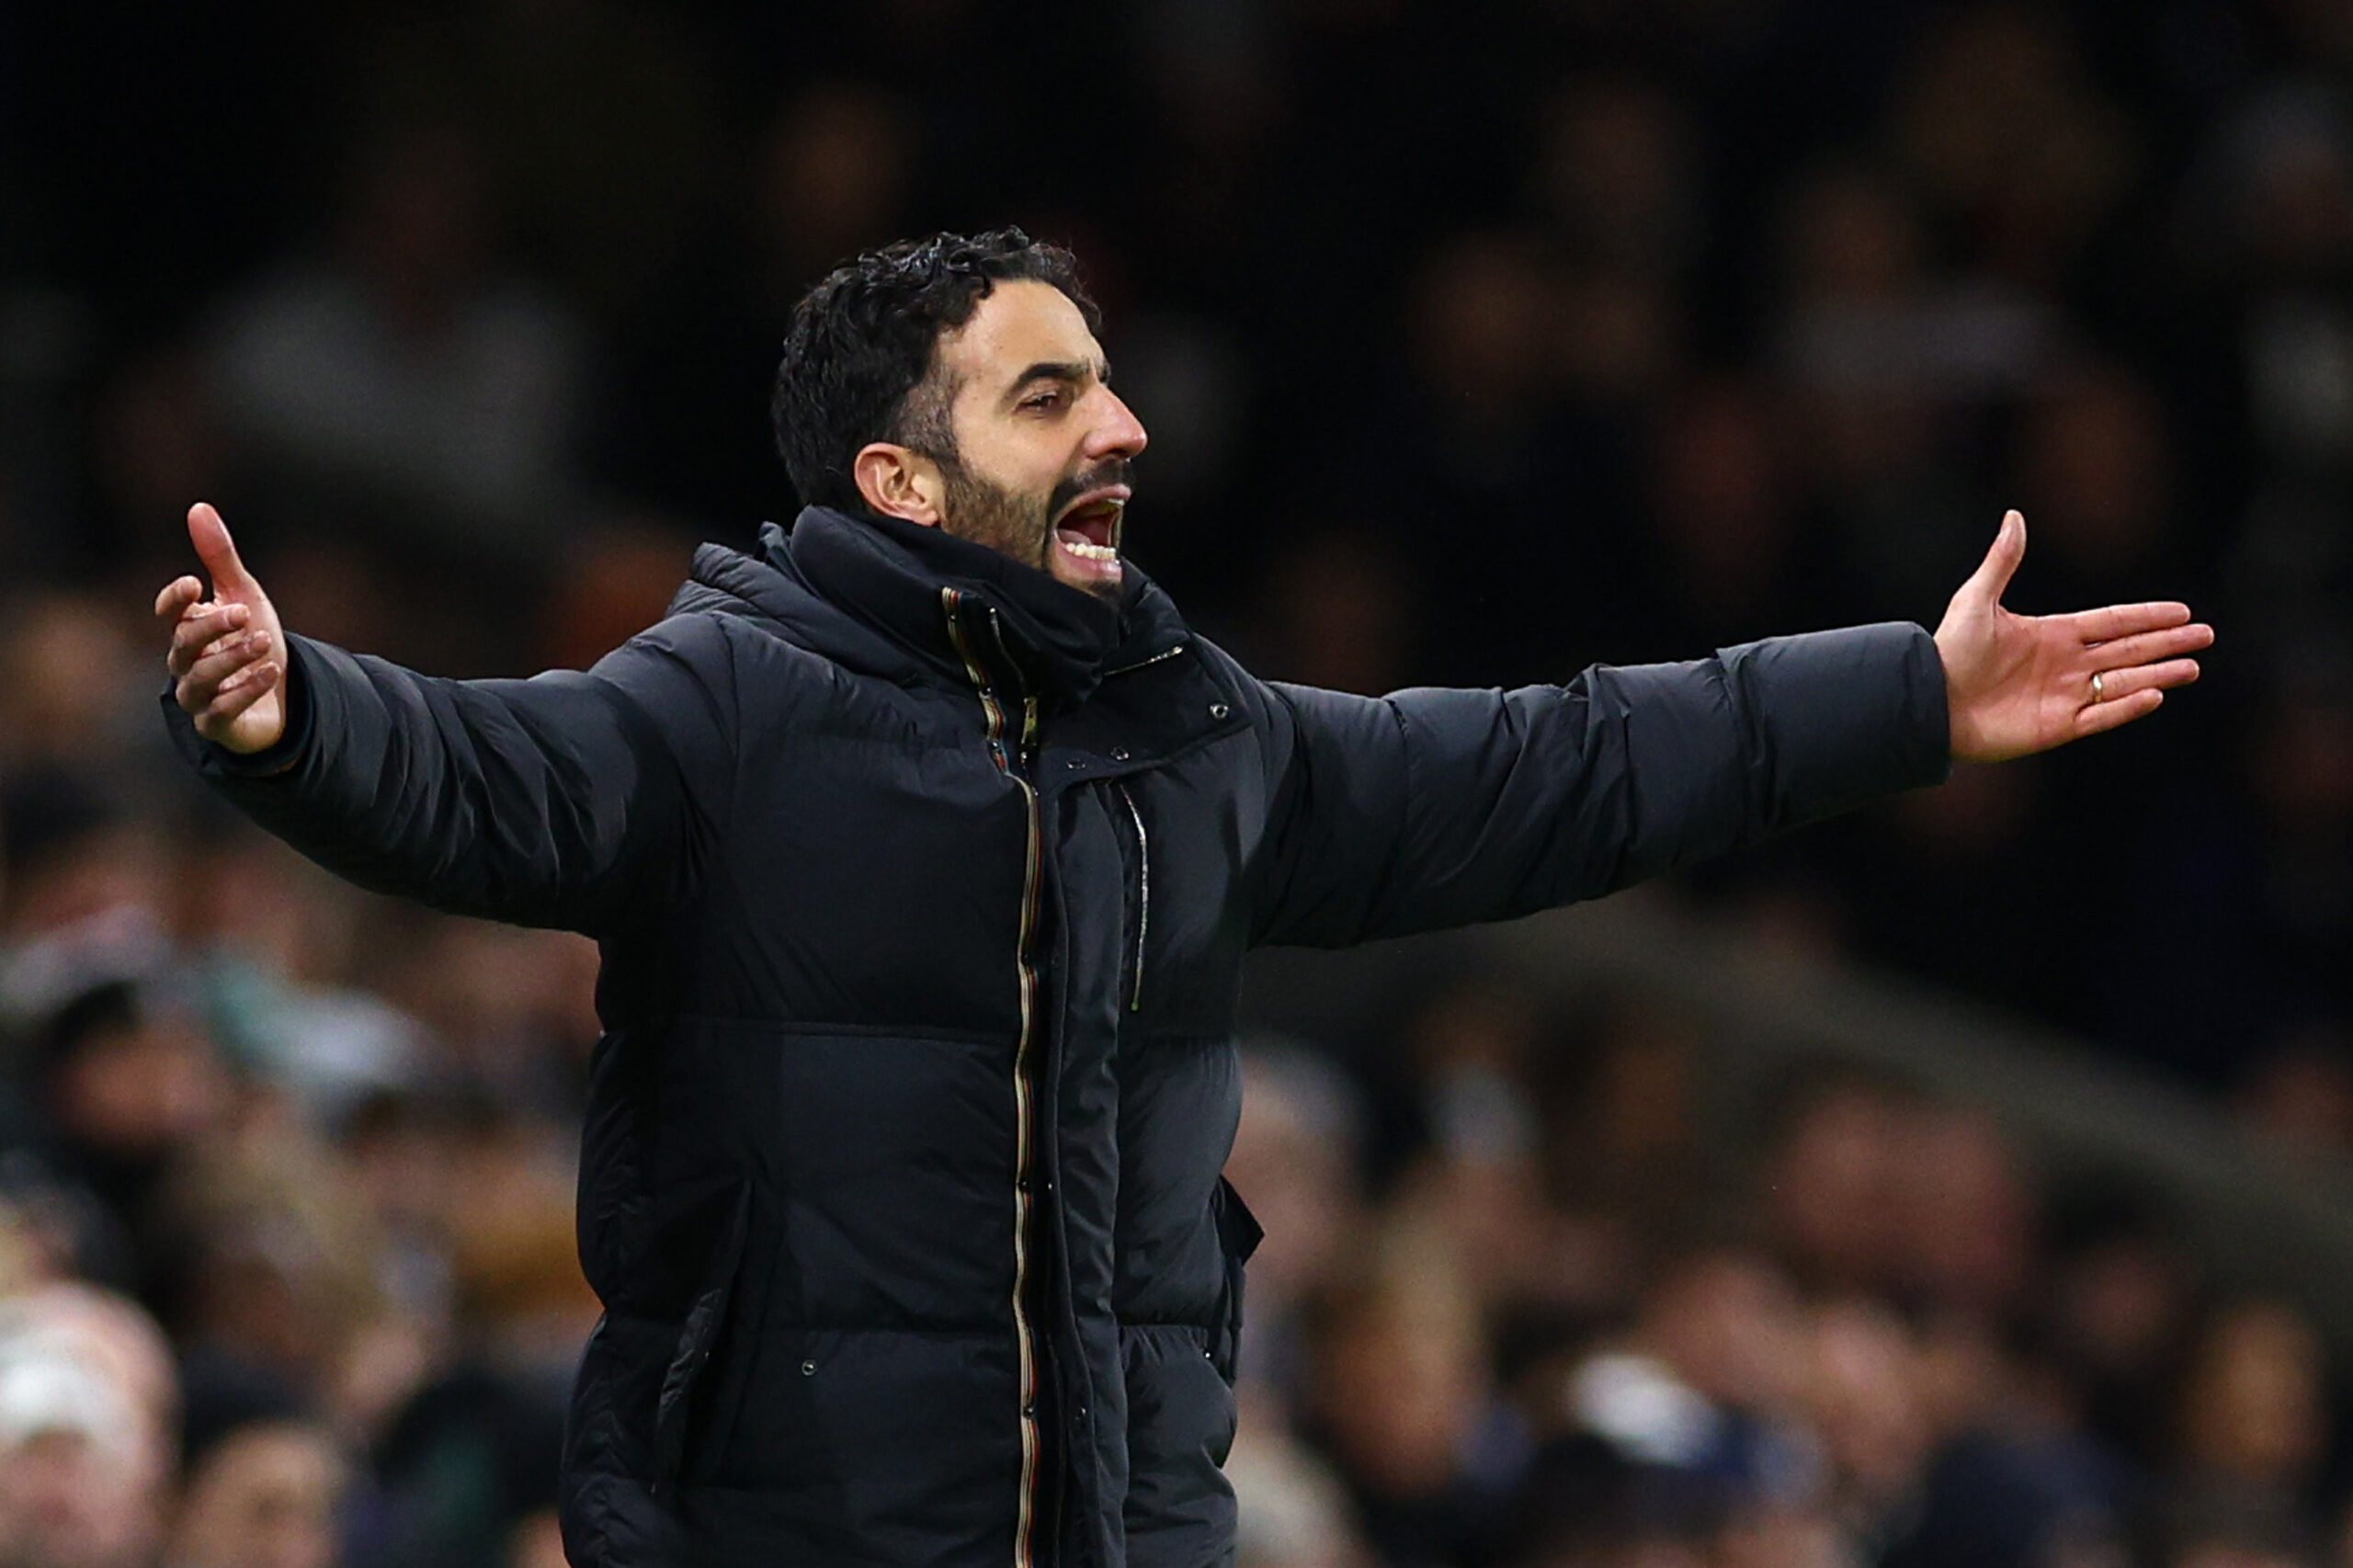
[786,507,1133,704]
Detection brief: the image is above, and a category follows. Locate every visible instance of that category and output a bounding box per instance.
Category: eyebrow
[1003,358,1111,402]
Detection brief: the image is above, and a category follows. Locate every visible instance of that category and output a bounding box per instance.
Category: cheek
[958,422,1074,497]
[1004,455,1071,509]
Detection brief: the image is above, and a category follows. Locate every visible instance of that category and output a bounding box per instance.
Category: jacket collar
[677,507,1190,708]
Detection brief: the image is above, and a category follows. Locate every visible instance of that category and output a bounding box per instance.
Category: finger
[187,502,256,596]
[2066,601,2195,644]
[2086,658,2201,708]
[210,660,281,716]
[176,631,274,705]
[153,575,205,619]
[167,607,254,678]
[166,602,251,657]
[1961,510,2028,605]
[2076,687,2164,737]
[186,630,272,687]
[2089,622,2215,670]
[192,654,282,739]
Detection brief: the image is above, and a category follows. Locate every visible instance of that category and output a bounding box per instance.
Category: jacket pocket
[1209,1176,1263,1383]
[652,1184,751,1493]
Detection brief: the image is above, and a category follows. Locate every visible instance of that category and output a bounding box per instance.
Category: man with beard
[156,230,2210,1568]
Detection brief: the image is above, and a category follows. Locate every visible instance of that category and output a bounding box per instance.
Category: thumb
[187,502,256,597]
[1961,509,2027,608]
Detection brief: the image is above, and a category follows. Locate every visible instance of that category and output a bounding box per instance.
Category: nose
[1087,387,1148,462]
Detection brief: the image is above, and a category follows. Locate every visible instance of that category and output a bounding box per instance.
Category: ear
[852,443,947,526]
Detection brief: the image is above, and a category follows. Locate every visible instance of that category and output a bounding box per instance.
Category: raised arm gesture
[154,502,289,755]
[1935,509,2214,763]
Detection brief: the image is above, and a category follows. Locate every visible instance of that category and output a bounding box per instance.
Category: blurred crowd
[4,0,2353,1564]
[1219,984,2353,1568]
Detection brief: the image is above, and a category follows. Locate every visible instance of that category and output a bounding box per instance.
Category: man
[157,230,2211,1568]
[0,1284,178,1568]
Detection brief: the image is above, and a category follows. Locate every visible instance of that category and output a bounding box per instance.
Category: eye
[1021,389,1064,413]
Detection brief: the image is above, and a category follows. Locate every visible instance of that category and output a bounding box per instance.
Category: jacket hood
[671,507,1190,705]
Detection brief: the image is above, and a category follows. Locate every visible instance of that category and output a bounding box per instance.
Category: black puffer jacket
[167,506,1950,1568]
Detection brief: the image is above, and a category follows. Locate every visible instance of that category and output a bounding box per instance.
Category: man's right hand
[156,502,289,754]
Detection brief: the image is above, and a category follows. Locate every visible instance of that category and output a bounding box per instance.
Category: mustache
[1047,460,1133,519]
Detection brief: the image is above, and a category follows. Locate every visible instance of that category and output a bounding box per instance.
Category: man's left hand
[1935,509,2214,764]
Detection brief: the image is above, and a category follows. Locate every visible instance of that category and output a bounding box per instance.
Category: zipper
[1114,782,1149,1013]
[941,588,1044,1568]
[1101,642,1173,1014]
[1103,642,1185,678]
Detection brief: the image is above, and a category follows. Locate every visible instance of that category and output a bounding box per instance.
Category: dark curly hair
[771,228,1101,513]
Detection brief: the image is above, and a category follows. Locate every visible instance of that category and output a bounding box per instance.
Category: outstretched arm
[1936,509,2212,761]
[155,503,738,934]
[1245,508,2213,949]
[1245,621,1951,948]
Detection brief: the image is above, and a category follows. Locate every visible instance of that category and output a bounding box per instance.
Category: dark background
[0,3,2349,1565]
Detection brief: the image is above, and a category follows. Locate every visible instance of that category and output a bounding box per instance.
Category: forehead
[938,278,1101,390]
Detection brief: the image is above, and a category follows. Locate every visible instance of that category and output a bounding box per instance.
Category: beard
[937,461,1051,570]
[936,454,1132,598]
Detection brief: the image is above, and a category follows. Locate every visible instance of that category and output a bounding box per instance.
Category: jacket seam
[714,612,747,843]
[587,619,742,934]
[1365,693,1416,942]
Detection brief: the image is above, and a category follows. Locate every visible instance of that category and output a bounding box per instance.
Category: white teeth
[1054,495,1124,567]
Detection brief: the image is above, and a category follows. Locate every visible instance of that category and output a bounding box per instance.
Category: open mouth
[1051,487,1128,571]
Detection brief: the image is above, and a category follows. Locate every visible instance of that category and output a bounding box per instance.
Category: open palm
[154,503,290,754]
[1936,510,2212,764]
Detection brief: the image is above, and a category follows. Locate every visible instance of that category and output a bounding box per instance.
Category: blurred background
[2,0,2351,1564]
